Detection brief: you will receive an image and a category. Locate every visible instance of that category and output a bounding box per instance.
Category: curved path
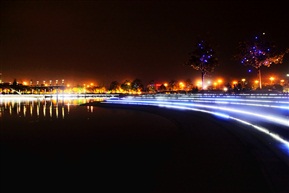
[1,103,289,193]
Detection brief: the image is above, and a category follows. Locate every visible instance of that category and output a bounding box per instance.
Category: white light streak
[104,97,289,156]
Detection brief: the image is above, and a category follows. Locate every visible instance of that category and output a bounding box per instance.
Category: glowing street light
[179,82,184,90]
[269,77,275,84]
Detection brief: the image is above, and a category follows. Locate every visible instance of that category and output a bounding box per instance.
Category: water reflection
[0,97,103,119]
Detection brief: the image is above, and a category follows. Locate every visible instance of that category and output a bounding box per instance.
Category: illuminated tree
[185,39,219,90]
[237,33,288,89]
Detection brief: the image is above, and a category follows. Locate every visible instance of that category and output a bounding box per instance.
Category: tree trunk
[201,72,205,90]
[258,68,262,89]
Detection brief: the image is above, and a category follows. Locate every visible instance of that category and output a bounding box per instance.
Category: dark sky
[1,0,288,86]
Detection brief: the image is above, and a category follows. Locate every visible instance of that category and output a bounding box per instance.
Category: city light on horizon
[1,1,288,87]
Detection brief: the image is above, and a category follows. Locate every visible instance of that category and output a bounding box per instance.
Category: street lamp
[179,82,184,90]
[269,77,275,84]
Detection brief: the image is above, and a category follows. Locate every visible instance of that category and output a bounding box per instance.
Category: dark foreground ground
[1,103,289,193]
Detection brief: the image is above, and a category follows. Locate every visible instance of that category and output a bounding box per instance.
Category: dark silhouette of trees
[168,80,176,91]
[120,80,131,92]
[158,84,167,92]
[131,78,144,92]
[12,79,17,86]
[109,81,120,91]
[185,39,219,90]
[236,33,288,89]
[147,80,156,93]
[185,78,193,90]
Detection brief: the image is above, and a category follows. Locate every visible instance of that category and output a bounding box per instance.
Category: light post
[254,80,259,90]
[179,82,184,90]
[217,79,223,90]
[269,77,275,85]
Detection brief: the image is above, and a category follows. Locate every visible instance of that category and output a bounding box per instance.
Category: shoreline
[83,101,289,192]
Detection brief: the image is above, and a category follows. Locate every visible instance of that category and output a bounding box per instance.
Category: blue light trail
[103,93,289,162]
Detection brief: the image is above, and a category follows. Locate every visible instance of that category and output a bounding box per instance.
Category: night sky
[1,0,288,86]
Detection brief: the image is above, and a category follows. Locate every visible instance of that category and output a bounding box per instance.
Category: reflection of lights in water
[1,97,106,118]
[23,106,26,117]
[37,103,40,117]
[30,104,33,116]
[17,101,20,115]
[62,106,65,119]
[67,103,70,114]
[56,105,59,118]
[43,103,46,117]
[50,104,53,118]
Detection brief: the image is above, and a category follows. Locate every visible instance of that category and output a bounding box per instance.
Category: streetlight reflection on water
[0,98,102,119]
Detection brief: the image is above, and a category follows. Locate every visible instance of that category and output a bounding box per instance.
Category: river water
[0,97,178,192]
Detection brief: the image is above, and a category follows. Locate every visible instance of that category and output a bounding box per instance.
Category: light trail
[104,95,289,160]
[105,98,289,127]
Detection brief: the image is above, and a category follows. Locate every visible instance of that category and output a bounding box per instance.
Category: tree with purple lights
[237,33,288,89]
[185,39,219,90]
